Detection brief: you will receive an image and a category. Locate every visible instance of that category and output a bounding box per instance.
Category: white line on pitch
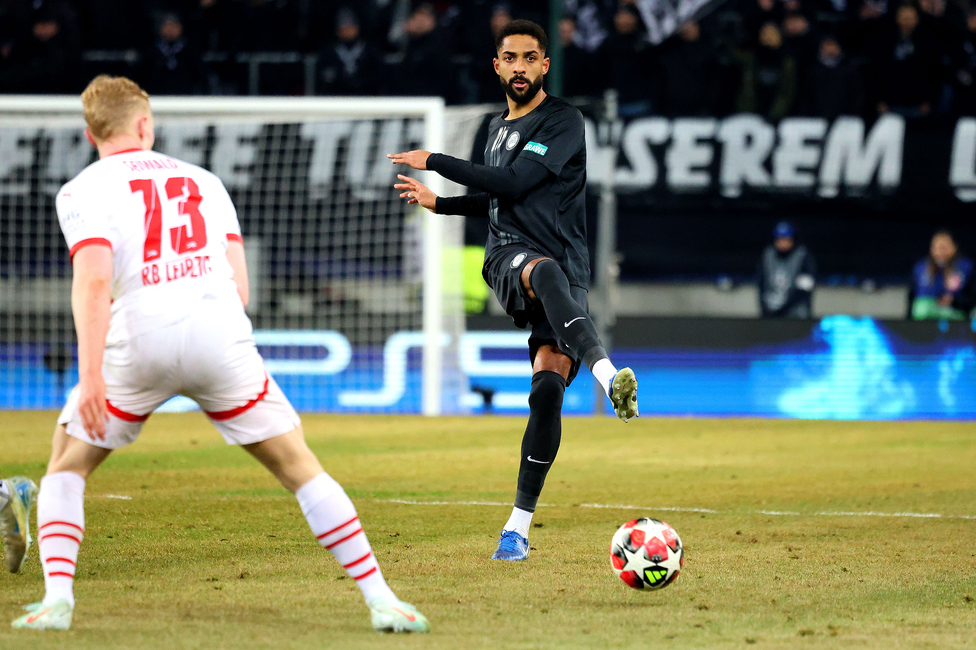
[384,499,548,507]
[581,503,719,513]
[379,499,976,520]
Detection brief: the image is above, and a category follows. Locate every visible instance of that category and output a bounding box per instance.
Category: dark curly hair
[495,19,548,54]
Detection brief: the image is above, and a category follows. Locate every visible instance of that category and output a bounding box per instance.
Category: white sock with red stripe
[37,471,86,607]
[296,473,396,603]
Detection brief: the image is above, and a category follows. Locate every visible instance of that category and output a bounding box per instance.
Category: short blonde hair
[81,75,151,142]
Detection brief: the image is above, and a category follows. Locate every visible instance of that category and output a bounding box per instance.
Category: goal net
[0,96,468,416]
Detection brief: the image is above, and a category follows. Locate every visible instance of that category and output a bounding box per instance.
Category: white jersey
[56,148,243,343]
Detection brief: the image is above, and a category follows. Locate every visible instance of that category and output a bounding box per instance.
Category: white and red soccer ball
[610,518,684,590]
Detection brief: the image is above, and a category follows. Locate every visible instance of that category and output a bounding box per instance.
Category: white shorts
[58,295,300,449]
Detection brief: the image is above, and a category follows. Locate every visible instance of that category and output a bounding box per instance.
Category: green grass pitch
[1,412,975,649]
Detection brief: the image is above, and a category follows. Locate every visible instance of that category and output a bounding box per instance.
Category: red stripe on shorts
[106,401,150,423]
[205,375,270,421]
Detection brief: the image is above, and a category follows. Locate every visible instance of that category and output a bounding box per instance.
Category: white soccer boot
[0,477,39,573]
[11,599,73,631]
[367,598,430,633]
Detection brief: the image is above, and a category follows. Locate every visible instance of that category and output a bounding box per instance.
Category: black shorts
[483,245,588,386]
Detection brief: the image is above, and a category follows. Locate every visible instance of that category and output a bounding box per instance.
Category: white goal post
[0,95,467,416]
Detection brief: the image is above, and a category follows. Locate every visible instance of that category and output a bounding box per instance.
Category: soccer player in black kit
[389,19,638,561]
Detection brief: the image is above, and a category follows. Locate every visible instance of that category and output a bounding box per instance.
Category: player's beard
[501,73,543,105]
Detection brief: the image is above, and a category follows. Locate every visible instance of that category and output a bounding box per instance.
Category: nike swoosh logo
[26,608,51,624]
[564,316,585,328]
[526,456,550,464]
[392,607,417,622]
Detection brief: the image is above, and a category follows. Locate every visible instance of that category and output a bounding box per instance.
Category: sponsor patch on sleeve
[524,141,548,156]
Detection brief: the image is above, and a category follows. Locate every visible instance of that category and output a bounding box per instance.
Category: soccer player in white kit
[11,75,429,634]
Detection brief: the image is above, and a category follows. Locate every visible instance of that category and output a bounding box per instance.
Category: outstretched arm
[388,150,550,200]
[395,174,490,217]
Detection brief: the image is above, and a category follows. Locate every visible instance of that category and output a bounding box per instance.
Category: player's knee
[527,258,569,299]
[520,257,553,298]
[246,425,323,493]
[532,346,572,379]
[46,434,110,479]
[528,370,566,410]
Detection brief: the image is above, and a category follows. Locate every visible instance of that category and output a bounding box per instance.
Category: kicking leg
[12,425,111,631]
[521,258,638,421]
[493,345,569,561]
[244,427,429,633]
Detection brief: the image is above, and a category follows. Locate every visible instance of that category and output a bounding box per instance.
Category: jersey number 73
[129,177,208,263]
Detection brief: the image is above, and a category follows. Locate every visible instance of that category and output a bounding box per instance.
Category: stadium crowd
[1,0,976,119]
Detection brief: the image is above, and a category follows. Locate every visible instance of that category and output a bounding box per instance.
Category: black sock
[529,260,608,369]
[514,371,566,513]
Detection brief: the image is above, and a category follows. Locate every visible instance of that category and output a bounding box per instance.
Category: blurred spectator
[781,11,818,70]
[470,4,512,102]
[758,221,816,318]
[81,0,152,50]
[600,5,656,118]
[744,0,786,45]
[564,0,613,52]
[236,0,301,52]
[873,3,939,119]
[657,21,720,116]
[917,0,960,113]
[2,0,976,109]
[188,0,248,53]
[0,3,80,93]
[737,22,797,120]
[952,9,976,115]
[797,35,865,118]
[316,9,384,96]
[300,1,339,52]
[0,1,31,58]
[388,4,454,101]
[843,0,890,61]
[908,230,973,320]
[559,16,601,98]
[141,13,205,95]
[379,0,421,53]
[949,263,976,318]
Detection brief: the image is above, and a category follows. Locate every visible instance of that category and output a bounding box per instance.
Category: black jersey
[429,94,589,289]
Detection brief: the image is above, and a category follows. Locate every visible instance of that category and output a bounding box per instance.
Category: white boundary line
[379,499,976,520]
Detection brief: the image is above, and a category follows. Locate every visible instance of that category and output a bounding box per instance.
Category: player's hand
[77,373,109,441]
[387,150,431,170]
[395,175,438,212]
